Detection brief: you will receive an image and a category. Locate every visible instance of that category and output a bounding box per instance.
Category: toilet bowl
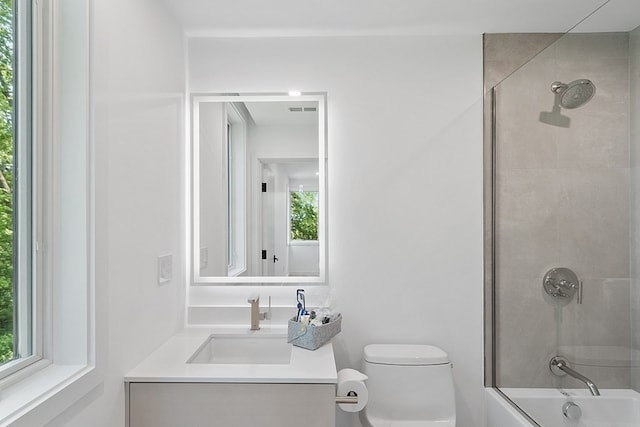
[359,344,456,427]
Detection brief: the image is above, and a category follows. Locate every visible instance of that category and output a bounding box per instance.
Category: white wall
[47,0,186,425]
[289,244,320,276]
[189,36,484,426]
[249,124,318,157]
[198,102,227,276]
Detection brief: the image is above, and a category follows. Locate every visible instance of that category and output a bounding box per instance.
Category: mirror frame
[191,93,327,284]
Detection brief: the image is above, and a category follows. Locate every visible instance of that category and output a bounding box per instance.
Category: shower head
[539,79,595,127]
[551,79,596,109]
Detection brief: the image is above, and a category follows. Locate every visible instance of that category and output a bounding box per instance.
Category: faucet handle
[263,296,272,320]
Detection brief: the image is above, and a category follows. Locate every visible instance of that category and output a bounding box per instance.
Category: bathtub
[486,388,640,427]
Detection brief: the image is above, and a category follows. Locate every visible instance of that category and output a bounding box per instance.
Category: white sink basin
[187,334,292,365]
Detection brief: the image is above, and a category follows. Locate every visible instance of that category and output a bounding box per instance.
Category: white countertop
[125,326,338,384]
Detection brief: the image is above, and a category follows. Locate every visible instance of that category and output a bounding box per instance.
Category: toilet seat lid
[363,344,449,365]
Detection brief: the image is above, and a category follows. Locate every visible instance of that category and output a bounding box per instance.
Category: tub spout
[550,356,600,396]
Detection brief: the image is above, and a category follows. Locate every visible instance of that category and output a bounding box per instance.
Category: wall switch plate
[158,254,172,284]
[200,247,208,270]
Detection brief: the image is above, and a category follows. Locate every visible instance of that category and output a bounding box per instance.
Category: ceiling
[244,101,318,126]
[162,0,640,37]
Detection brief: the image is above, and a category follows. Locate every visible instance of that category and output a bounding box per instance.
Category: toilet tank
[361,344,456,424]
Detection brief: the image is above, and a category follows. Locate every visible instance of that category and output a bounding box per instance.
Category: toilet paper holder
[335,393,359,405]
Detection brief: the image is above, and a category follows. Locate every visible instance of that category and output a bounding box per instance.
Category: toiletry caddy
[288,314,342,350]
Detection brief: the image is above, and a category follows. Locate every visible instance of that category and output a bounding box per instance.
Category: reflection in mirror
[192,94,326,284]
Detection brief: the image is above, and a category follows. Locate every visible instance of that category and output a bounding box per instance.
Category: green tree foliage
[0,0,14,364]
[290,192,318,241]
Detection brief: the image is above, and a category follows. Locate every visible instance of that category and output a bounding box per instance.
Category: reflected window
[289,190,318,241]
[226,121,233,267]
[225,105,246,276]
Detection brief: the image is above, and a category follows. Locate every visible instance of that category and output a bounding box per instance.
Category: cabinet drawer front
[128,382,335,427]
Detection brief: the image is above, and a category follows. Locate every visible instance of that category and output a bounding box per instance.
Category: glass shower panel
[630,22,640,394]
[492,13,637,414]
[487,1,640,424]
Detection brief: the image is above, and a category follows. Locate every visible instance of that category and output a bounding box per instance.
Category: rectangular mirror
[192,93,326,284]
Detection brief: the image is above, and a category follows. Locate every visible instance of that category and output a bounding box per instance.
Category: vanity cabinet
[125,330,338,426]
[126,382,336,427]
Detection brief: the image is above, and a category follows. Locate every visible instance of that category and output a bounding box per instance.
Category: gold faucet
[247,295,271,330]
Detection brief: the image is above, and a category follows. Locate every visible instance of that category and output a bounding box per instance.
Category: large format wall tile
[495,169,559,225]
[555,32,630,61]
[495,274,559,387]
[556,169,629,278]
[484,33,562,89]
[488,32,631,389]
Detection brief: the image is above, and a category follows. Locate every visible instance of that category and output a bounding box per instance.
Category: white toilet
[359,344,456,427]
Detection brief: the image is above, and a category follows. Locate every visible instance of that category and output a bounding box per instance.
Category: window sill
[0,361,100,426]
[228,266,247,277]
[288,240,319,247]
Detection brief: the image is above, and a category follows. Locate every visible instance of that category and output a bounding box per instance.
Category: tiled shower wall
[631,24,640,392]
[487,32,632,389]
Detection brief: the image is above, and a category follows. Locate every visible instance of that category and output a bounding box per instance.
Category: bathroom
[0,0,638,426]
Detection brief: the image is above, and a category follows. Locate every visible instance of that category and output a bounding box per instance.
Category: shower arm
[549,356,600,396]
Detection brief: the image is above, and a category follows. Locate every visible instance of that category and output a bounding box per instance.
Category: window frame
[0,0,99,424]
[0,0,41,381]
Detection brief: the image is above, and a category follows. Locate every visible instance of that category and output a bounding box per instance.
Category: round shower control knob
[562,402,582,420]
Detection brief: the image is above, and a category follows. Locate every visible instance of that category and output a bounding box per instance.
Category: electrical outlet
[200,247,208,270]
[158,254,172,284]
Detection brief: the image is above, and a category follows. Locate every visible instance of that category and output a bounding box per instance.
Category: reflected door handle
[273,255,279,263]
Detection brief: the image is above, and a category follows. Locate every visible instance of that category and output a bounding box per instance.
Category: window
[225,104,246,276]
[0,0,36,378]
[0,0,98,424]
[289,190,318,241]
[226,121,232,267]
